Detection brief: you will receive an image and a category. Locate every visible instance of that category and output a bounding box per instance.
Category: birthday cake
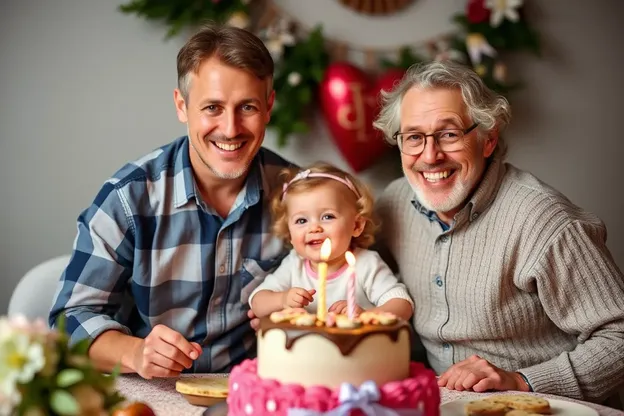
[227,309,440,415]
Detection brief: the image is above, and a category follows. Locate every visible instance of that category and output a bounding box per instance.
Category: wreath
[118,0,539,168]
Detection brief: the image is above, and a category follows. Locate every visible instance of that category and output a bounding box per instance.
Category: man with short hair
[49,24,293,378]
[374,60,624,402]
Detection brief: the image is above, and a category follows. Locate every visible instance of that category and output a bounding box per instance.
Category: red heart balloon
[319,62,405,172]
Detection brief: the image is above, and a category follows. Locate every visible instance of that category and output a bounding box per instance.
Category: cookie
[175,376,229,398]
[336,315,362,329]
[292,313,316,326]
[484,395,551,414]
[464,400,508,416]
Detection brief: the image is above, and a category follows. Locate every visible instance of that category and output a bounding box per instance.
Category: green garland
[118,0,540,147]
[118,0,249,38]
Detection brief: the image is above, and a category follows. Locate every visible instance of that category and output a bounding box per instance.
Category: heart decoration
[319,62,405,172]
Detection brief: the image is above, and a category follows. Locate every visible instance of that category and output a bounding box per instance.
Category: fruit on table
[112,402,156,416]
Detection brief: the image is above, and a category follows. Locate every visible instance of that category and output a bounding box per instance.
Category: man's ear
[174,88,188,123]
[352,216,366,238]
[483,127,499,158]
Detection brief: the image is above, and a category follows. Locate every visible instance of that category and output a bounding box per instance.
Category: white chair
[8,255,71,322]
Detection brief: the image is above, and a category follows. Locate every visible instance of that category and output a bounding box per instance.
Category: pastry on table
[175,376,229,407]
[484,394,551,414]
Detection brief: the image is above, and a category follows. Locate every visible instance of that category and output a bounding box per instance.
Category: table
[117,374,624,416]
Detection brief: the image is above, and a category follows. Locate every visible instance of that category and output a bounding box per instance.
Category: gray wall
[1,0,623,313]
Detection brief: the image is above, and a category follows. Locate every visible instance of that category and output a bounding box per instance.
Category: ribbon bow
[282,169,311,193]
[287,381,421,416]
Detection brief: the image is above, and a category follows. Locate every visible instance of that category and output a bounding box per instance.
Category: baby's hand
[282,288,316,309]
[328,300,364,316]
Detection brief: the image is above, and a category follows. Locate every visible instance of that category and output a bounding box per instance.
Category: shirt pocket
[240,256,283,304]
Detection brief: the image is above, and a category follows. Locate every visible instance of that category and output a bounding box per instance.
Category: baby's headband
[282,169,361,200]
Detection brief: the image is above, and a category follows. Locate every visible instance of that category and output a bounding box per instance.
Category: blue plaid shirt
[49,136,293,372]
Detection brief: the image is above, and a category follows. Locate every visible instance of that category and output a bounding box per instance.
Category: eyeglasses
[393,123,479,156]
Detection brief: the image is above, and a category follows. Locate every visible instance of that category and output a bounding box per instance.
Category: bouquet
[0,315,125,416]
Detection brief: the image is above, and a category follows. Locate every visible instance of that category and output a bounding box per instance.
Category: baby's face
[285,181,362,268]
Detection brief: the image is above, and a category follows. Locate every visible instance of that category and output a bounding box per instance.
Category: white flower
[227,11,250,29]
[258,19,296,62]
[466,33,497,64]
[486,0,523,27]
[287,72,302,86]
[0,375,21,415]
[0,331,45,387]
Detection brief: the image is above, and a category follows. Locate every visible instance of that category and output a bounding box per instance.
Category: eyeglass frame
[393,122,479,156]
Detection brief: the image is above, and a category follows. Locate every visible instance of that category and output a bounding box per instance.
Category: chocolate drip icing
[259,317,410,356]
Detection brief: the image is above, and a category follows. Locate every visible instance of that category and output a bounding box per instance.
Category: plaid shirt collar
[173,136,266,210]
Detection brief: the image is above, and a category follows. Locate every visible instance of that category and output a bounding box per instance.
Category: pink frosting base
[227,359,440,416]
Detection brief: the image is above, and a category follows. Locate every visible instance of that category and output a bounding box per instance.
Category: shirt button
[435,276,443,287]
[443,342,450,350]
[471,212,480,221]
[440,235,449,243]
[219,265,225,273]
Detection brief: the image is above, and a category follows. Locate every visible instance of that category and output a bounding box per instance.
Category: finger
[307,289,316,296]
[328,302,340,312]
[294,294,308,305]
[153,325,198,360]
[453,369,475,391]
[461,372,481,391]
[150,338,193,369]
[190,342,203,355]
[474,368,503,392]
[340,306,348,315]
[445,370,463,391]
[247,309,256,320]
[296,289,314,302]
[148,350,186,372]
[473,376,497,393]
[250,317,260,331]
[438,369,450,387]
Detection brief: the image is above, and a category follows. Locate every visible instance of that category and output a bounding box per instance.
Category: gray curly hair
[373,61,512,157]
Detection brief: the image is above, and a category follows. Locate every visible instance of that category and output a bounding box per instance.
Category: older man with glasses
[373,61,624,404]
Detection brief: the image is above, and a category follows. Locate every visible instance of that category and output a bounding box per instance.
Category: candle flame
[320,238,332,261]
[345,251,355,266]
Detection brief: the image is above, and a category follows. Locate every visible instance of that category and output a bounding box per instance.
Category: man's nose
[223,111,242,139]
[419,137,444,164]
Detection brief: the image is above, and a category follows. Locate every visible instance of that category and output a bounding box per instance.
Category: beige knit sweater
[376,157,624,403]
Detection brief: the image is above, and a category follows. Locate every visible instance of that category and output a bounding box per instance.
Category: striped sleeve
[49,180,135,346]
[519,220,624,402]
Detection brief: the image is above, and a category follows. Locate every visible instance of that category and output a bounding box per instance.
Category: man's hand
[282,288,315,309]
[328,300,364,316]
[438,355,530,392]
[130,324,202,379]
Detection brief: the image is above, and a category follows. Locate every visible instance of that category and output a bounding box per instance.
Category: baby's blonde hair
[270,162,378,249]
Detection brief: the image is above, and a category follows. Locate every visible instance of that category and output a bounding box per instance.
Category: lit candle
[317,238,332,322]
[345,251,356,319]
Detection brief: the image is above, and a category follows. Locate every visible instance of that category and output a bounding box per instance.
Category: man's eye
[440,131,459,138]
[203,105,218,112]
[242,104,257,112]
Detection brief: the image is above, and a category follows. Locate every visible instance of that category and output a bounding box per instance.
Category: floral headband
[282,169,361,200]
